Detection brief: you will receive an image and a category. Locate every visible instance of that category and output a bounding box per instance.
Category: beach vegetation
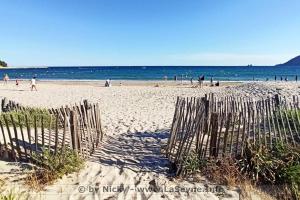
[274,108,300,124]
[26,147,84,191]
[201,157,246,187]
[180,142,300,199]
[0,108,52,128]
[237,142,300,199]
[182,151,203,174]
[0,179,29,200]
[0,189,29,200]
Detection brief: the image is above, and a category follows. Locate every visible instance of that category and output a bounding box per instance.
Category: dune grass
[0,108,52,128]
[25,147,84,191]
[182,142,300,199]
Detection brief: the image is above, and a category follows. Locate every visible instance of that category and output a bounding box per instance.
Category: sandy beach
[1,80,300,200]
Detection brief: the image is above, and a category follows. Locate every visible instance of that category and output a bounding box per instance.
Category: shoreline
[2,79,244,87]
[4,79,299,87]
[3,78,290,83]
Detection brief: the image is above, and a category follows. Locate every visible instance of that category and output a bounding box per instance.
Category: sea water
[0,66,299,81]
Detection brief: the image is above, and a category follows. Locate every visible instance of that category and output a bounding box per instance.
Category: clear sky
[1,0,300,66]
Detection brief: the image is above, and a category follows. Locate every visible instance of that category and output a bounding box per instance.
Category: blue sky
[1,0,300,66]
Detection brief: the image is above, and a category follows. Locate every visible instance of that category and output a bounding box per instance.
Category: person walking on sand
[30,76,37,91]
[3,74,9,84]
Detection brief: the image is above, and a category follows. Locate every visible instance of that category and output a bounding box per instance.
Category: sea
[0,66,299,81]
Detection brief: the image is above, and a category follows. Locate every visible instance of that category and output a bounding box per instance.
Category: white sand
[1,80,298,199]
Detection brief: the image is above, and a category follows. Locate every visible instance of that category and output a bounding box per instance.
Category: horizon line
[3,64,281,68]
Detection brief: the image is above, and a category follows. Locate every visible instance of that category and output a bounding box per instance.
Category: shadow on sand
[90,130,172,174]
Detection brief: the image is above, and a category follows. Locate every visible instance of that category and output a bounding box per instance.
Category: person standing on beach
[296,75,298,82]
[3,74,9,84]
[105,79,112,87]
[30,76,37,91]
[198,75,204,88]
[275,75,277,81]
[16,78,19,86]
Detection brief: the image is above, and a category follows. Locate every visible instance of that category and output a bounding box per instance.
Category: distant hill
[276,55,300,66]
[0,59,7,67]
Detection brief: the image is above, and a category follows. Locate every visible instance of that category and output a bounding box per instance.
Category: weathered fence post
[70,109,78,153]
[274,94,280,108]
[0,121,8,159]
[209,113,219,157]
[3,115,16,161]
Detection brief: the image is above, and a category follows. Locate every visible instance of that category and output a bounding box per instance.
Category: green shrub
[236,142,300,199]
[285,109,300,123]
[0,108,52,128]
[182,151,203,174]
[281,165,300,199]
[274,109,300,135]
[26,147,84,190]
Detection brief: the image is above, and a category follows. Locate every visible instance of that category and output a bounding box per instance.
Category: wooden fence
[0,100,103,162]
[1,97,22,113]
[166,93,300,175]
